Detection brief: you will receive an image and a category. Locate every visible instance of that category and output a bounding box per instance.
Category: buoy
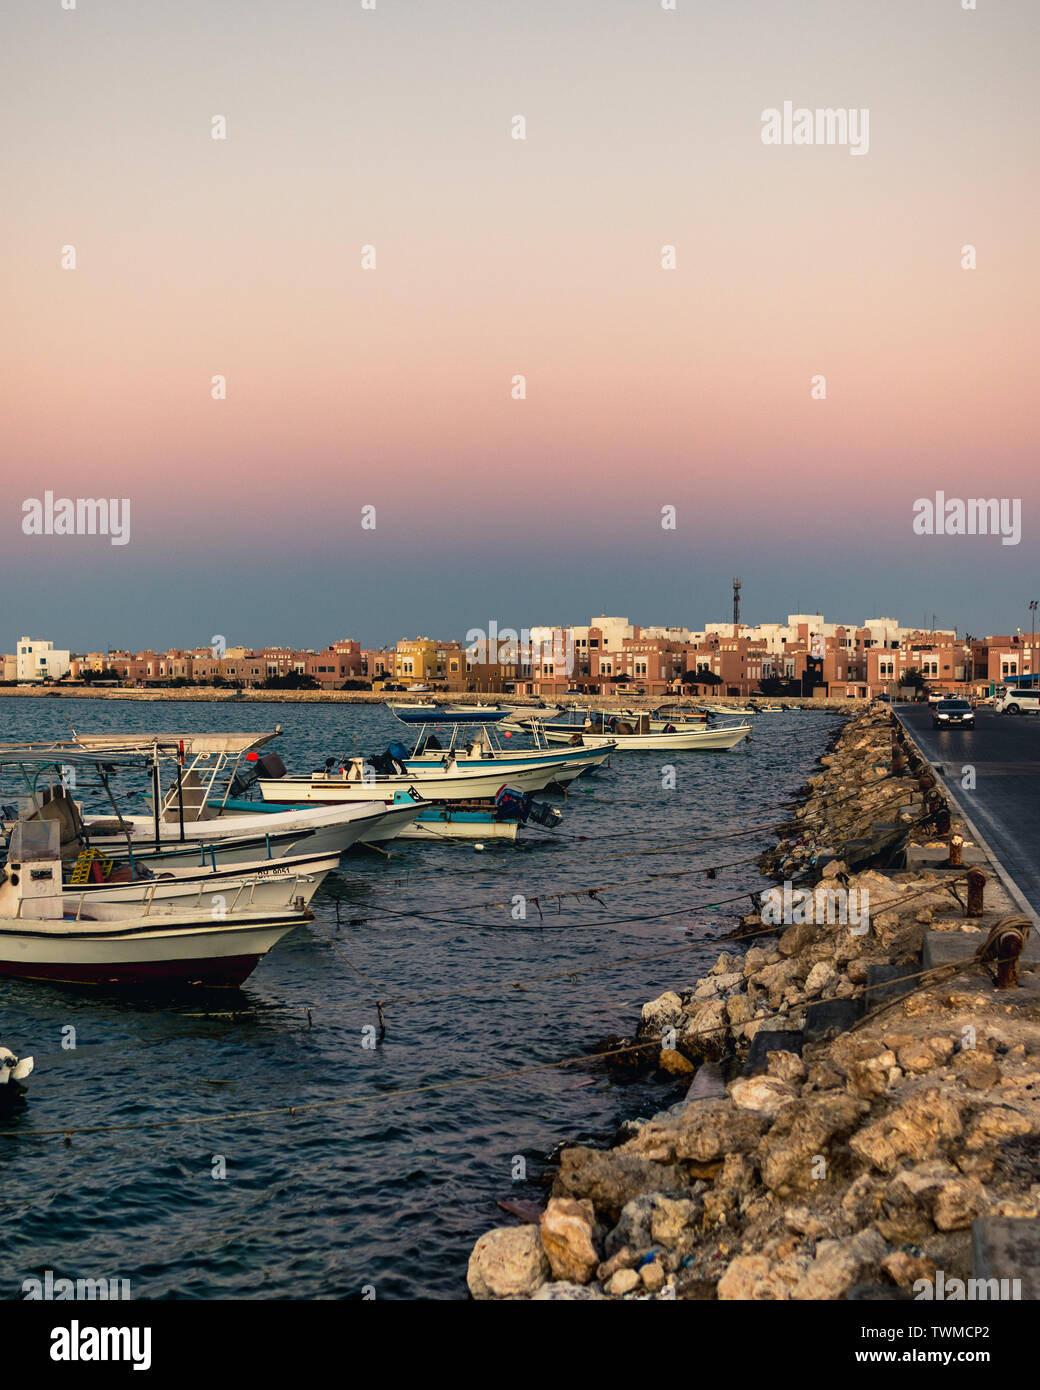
[474,842,485,851]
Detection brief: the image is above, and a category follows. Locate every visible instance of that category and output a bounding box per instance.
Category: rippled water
[0,697,839,1299]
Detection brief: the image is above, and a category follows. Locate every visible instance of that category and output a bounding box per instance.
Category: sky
[2,0,1037,651]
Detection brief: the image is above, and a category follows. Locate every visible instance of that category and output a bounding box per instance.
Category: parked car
[932,698,976,730]
[994,687,1040,715]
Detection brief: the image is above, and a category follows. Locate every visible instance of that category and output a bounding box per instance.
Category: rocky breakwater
[465,704,1040,1299]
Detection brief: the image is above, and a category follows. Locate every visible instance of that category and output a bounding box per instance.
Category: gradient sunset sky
[3,0,1037,651]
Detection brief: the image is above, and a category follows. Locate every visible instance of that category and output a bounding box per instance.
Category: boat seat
[25,786,88,854]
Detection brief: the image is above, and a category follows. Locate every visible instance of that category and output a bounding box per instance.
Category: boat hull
[543,724,751,750]
[84,801,421,861]
[0,915,302,988]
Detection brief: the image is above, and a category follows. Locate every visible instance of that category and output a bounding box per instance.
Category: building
[16,637,71,682]
[306,640,365,689]
[394,637,440,685]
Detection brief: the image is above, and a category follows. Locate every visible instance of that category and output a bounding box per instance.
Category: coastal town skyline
[11,606,1038,701]
[8,594,1040,668]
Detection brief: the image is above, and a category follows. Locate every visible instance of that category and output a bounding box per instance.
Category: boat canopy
[0,731,281,757]
[390,706,509,725]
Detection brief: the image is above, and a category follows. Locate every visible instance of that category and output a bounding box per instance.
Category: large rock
[878,1161,958,1241]
[717,1255,786,1301]
[467,1225,550,1300]
[850,1088,963,1174]
[845,1050,900,1100]
[964,1106,1032,1151]
[791,1228,888,1300]
[680,998,729,1059]
[553,1146,686,1221]
[717,1251,810,1300]
[658,1047,695,1075]
[933,1175,987,1231]
[767,1050,807,1084]
[896,1036,955,1074]
[539,1197,600,1284]
[672,1099,768,1163]
[641,990,684,1034]
[759,1092,864,1195]
[728,1075,798,1117]
[649,1195,698,1248]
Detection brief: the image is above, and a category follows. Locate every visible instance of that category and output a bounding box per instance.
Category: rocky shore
[466,704,1040,1300]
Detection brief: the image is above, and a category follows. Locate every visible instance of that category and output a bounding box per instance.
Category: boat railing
[61,871,306,920]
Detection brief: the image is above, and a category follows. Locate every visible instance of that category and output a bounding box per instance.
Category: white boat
[542,715,751,751]
[84,798,419,859]
[0,738,423,865]
[0,822,305,987]
[258,717,614,805]
[258,752,608,804]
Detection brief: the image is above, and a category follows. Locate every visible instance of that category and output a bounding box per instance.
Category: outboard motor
[230,751,287,798]
[494,786,562,830]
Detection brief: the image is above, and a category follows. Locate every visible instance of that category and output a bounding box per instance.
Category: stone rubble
[465,705,1040,1300]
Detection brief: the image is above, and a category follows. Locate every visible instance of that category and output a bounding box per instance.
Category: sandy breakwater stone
[728,1075,798,1117]
[553,1146,686,1221]
[467,1226,550,1299]
[539,1197,600,1284]
[759,1092,863,1196]
[791,1229,888,1300]
[850,1088,963,1174]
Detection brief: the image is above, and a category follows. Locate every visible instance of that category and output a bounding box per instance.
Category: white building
[16,637,71,682]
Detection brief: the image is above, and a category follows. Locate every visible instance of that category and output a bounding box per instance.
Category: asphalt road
[896,702,1040,916]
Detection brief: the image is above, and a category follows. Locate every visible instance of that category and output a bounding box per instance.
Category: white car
[995,688,1040,715]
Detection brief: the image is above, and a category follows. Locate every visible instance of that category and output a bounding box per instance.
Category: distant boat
[542,713,752,751]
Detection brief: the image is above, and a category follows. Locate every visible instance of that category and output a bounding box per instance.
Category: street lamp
[1031,600,1038,687]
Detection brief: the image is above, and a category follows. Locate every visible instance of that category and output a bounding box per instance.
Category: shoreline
[0,686,860,712]
[466,703,1040,1300]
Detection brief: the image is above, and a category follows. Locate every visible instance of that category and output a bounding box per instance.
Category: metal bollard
[975,915,1032,989]
[966,868,986,917]
[948,834,963,868]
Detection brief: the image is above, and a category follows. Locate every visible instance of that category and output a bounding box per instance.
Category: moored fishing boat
[0,737,424,863]
[0,823,306,987]
[247,786,562,843]
[257,716,614,805]
[541,713,752,751]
